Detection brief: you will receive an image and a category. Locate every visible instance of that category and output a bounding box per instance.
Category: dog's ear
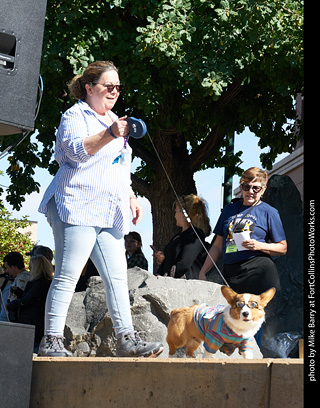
[259,287,276,307]
[221,285,238,305]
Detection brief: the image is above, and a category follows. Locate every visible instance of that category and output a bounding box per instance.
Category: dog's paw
[202,350,213,359]
[241,350,254,359]
[168,354,177,358]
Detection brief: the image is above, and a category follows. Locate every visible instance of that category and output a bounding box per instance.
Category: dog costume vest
[194,304,255,356]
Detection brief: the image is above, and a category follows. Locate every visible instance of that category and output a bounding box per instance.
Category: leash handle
[126,117,147,139]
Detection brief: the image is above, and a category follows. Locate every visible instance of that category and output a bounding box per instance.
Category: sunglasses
[241,183,263,193]
[92,83,124,92]
[236,300,258,309]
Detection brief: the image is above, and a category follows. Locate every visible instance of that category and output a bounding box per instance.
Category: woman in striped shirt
[37,61,163,358]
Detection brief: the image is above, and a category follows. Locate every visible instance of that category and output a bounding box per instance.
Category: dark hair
[68,60,118,101]
[27,245,53,262]
[3,252,25,269]
[124,232,144,257]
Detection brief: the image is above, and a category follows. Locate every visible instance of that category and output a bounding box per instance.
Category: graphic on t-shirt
[227,219,255,241]
[226,218,255,253]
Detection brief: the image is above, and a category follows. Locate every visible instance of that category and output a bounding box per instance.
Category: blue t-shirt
[213,201,286,264]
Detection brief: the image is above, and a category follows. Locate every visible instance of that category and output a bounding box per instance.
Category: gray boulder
[261,175,304,357]
[65,268,262,359]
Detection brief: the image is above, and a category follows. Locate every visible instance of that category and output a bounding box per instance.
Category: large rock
[65,268,262,359]
[261,175,304,357]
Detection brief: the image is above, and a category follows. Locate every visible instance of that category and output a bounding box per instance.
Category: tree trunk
[134,129,197,273]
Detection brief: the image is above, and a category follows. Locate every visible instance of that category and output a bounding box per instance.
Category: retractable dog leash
[126,117,147,139]
[127,117,229,287]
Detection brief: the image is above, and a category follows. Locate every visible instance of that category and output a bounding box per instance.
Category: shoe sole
[117,346,164,358]
[38,351,72,357]
[143,346,164,358]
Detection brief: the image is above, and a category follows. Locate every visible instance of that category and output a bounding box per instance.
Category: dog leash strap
[146,130,230,287]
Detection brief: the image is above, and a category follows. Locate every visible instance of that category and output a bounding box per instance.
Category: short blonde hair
[175,194,211,236]
[240,167,268,186]
[30,255,54,281]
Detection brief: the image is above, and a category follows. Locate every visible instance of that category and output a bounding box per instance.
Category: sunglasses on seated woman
[241,183,263,193]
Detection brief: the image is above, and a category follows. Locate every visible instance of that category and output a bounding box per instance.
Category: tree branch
[189,126,225,172]
[212,79,242,113]
[128,138,155,166]
[131,172,151,199]
[189,80,243,172]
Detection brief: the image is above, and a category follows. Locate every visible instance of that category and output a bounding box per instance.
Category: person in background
[27,245,54,264]
[199,167,287,346]
[37,60,163,358]
[0,252,31,322]
[0,266,5,287]
[199,167,286,292]
[154,194,211,279]
[7,255,53,353]
[124,231,148,271]
[0,266,14,322]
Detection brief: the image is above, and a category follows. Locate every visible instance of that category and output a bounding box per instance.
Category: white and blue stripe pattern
[38,100,132,233]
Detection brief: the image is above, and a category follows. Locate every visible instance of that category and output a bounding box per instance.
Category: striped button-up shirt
[38,100,132,233]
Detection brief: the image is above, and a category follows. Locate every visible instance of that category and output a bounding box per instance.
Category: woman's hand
[153,251,165,265]
[84,116,129,155]
[241,239,287,255]
[241,239,262,251]
[110,116,129,138]
[130,197,143,225]
[199,270,207,281]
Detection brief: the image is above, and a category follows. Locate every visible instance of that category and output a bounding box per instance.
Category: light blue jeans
[45,197,133,337]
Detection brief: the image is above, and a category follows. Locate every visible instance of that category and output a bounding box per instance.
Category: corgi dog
[166,286,276,359]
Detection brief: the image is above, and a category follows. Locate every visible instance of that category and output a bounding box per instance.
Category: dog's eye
[235,301,258,309]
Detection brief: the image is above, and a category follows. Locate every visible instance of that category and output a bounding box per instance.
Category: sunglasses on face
[91,83,124,92]
[241,183,263,193]
[235,300,259,309]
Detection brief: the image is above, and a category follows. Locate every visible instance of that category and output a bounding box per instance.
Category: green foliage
[0,204,35,267]
[0,0,303,210]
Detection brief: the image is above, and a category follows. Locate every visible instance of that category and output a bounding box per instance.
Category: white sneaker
[37,335,72,357]
[116,331,164,358]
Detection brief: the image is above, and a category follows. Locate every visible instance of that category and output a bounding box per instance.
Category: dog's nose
[242,311,249,318]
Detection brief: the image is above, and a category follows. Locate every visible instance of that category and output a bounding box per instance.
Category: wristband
[108,126,117,139]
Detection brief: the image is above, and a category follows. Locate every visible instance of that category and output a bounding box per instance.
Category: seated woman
[199,167,287,294]
[7,255,53,353]
[153,194,211,280]
[199,167,287,347]
[124,231,148,271]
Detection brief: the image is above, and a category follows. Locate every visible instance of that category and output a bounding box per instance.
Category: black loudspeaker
[0,0,47,135]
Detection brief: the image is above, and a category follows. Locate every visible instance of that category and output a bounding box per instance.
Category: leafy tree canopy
[0,202,34,267]
[0,0,303,253]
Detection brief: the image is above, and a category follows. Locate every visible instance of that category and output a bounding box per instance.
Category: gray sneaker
[37,335,72,357]
[116,331,164,358]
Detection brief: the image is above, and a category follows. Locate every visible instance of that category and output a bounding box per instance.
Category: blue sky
[0,127,288,270]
